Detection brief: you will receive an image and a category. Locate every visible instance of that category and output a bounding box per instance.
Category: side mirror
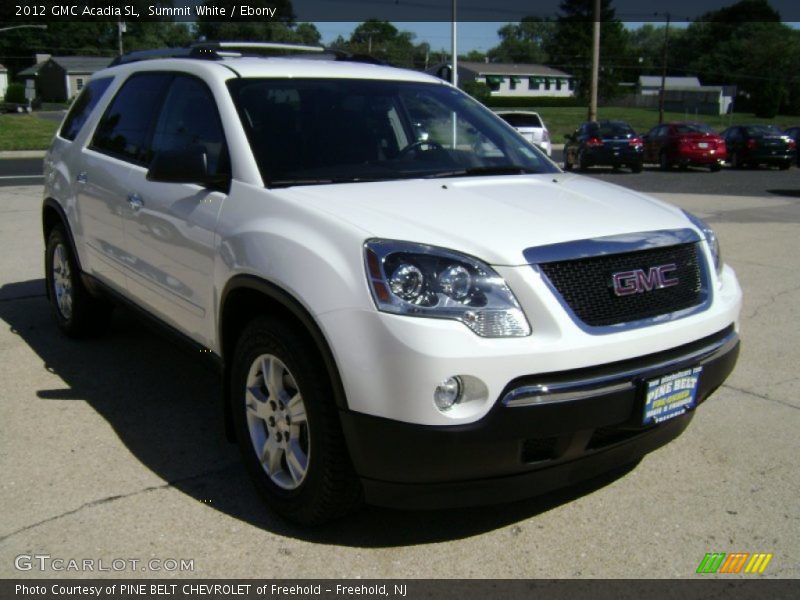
[147,145,226,187]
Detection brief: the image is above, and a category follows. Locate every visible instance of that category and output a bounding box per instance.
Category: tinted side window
[149,76,228,177]
[59,77,113,141]
[91,73,172,164]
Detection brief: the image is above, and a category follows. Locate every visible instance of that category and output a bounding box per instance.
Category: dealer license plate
[698,142,709,148]
[642,366,703,425]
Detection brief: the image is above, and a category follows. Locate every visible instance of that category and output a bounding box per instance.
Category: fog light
[434,376,462,411]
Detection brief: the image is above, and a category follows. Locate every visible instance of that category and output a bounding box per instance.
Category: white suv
[43,43,742,524]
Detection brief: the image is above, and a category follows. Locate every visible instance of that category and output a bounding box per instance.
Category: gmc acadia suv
[42,43,742,524]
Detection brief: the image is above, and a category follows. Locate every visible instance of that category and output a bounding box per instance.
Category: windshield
[499,113,543,128]
[590,121,635,138]
[744,125,783,136]
[674,123,715,134]
[228,78,558,187]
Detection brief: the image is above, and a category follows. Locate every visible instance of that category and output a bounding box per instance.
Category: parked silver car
[495,110,552,156]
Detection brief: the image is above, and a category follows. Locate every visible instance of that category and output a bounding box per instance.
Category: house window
[545,78,551,91]
[76,78,84,91]
[484,75,503,92]
[556,78,562,91]
[509,76,521,91]
[568,79,575,91]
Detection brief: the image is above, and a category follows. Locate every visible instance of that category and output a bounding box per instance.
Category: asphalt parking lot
[0,179,798,579]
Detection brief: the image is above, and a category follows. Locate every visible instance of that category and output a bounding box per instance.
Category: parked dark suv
[722,125,796,170]
[563,120,643,173]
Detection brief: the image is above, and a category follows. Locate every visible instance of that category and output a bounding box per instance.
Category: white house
[429,61,575,98]
[638,75,701,95]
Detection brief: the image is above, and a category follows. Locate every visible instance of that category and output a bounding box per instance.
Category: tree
[543,0,629,101]
[333,20,431,69]
[673,0,791,117]
[487,18,553,64]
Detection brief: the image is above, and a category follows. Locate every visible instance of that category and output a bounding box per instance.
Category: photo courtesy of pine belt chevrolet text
[41,42,742,525]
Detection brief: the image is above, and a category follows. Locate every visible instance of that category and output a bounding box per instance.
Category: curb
[0,150,47,159]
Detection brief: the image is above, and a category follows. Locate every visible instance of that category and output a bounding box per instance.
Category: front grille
[539,243,703,327]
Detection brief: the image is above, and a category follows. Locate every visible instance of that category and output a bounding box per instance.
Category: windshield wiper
[423,165,540,178]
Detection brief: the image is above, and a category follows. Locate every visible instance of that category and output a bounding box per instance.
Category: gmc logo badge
[612,264,679,296]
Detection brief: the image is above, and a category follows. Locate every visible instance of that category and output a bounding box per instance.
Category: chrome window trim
[524,228,712,334]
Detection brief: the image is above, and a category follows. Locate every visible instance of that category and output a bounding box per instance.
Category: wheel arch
[42,198,83,295]
[218,275,349,439]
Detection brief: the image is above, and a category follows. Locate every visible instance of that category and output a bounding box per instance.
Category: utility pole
[451,0,458,87]
[117,19,126,56]
[658,13,671,124]
[588,0,600,121]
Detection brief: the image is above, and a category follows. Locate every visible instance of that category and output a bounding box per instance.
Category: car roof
[96,52,444,86]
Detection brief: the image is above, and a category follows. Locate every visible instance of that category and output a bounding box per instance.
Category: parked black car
[784,126,800,166]
[563,120,643,173]
[721,125,796,170]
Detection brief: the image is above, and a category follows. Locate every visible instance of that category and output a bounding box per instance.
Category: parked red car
[642,122,727,171]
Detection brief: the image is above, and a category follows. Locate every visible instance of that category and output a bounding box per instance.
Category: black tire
[730,151,743,169]
[230,317,362,525]
[631,161,643,173]
[45,225,111,337]
[578,150,590,171]
[659,150,671,171]
[709,163,721,172]
[779,160,791,171]
[563,153,573,171]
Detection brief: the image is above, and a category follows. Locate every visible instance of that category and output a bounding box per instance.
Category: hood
[276,174,694,265]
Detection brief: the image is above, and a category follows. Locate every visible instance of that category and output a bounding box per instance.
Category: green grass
[0,114,59,151]
[533,106,800,142]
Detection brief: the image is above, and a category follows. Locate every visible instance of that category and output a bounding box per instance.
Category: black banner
[2,0,800,23]
[3,580,800,600]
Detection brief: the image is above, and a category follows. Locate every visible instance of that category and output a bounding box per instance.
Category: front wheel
[779,160,791,170]
[45,225,111,337]
[231,317,361,524]
[631,161,643,173]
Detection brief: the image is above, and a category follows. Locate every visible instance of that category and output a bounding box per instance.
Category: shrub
[4,82,26,104]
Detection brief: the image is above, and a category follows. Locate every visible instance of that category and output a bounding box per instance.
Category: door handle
[76,171,88,184]
[127,193,144,211]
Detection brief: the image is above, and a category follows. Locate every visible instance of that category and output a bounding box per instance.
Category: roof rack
[109,41,327,66]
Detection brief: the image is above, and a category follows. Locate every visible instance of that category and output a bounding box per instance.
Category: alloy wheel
[244,354,310,490]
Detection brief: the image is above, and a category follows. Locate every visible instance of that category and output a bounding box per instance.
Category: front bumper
[340,325,739,509]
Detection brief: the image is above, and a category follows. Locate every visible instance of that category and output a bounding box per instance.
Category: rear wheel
[709,163,721,172]
[779,160,791,170]
[45,225,111,337]
[631,161,643,173]
[659,150,671,171]
[730,151,743,169]
[578,150,590,171]
[563,151,573,171]
[231,317,362,524]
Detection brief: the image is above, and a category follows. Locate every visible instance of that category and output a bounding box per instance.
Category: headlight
[364,240,531,337]
[683,210,722,275]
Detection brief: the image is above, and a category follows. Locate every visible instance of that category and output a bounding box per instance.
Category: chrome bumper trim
[503,328,738,407]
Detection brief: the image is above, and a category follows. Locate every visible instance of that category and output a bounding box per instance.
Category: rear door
[121,74,229,346]
[80,73,173,291]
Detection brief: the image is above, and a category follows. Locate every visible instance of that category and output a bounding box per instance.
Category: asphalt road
[0,158,43,187]
[0,182,798,579]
